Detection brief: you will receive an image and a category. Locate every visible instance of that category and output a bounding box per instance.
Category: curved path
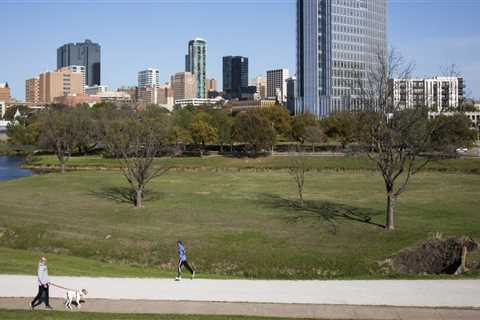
[1,275,479,319]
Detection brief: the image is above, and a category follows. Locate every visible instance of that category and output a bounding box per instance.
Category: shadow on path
[259,194,385,234]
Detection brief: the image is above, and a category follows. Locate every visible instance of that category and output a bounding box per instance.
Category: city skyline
[2,1,480,100]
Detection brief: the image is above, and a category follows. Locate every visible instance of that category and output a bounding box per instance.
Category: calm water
[0,156,33,181]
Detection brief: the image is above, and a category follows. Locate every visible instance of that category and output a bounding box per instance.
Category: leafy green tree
[430,113,476,155]
[258,106,292,138]
[290,113,318,144]
[172,107,195,130]
[234,111,276,155]
[209,109,233,153]
[191,113,218,156]
[6,116,41,146]
[3,105,31,121]
[323,112,357,148]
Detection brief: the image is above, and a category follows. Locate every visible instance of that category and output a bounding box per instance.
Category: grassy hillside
[1,167,479,279]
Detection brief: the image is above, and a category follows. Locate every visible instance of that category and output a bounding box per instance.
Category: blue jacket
[178,243,187,261]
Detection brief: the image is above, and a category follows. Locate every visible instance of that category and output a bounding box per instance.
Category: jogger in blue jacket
[176,240,195,280]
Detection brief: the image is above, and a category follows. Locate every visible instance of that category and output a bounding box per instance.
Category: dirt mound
[384,236,478,275]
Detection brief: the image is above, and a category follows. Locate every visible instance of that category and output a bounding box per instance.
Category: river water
[0,156,33,181]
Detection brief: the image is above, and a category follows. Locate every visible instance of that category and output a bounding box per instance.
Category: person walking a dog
[31,257,53,310]
[176,240,195,281]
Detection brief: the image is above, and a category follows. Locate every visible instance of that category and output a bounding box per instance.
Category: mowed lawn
[0,164,479,279]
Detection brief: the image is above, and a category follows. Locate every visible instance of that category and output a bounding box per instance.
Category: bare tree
[38,108,77,173]
[355,49,433,231]
[304,126,327,152]
[288,150,307,207]
[103,111,171,208]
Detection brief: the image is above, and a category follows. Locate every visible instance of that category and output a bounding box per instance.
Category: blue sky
[1,0,479,100]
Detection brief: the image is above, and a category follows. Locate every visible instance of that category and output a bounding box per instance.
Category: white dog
[64,289,88,309]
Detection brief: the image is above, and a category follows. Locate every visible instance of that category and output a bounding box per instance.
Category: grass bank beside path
[0,310,295,320]
[1,170,479,279]
[0,247,224,279]
[25,154,480,174]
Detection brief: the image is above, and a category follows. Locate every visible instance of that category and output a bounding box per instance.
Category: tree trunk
[298,189,304,207]
[60,162,65,174]
[386,193,396,230]
[135,189,143,208]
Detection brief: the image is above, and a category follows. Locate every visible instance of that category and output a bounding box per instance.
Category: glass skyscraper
[296,0,387,117]
[223,56,249,100]
[57,39,101,87]
[185,38,207,99]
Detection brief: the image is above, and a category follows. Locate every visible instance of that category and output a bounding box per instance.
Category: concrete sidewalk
[1,275,480,319]
[1,275,479,308]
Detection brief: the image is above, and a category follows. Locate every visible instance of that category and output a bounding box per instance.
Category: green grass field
[1,156,480,279]
[26,154,480,174]
[0,310,293,320]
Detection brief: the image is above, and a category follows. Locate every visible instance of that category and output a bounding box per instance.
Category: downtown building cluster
[17,37,295,111]
[0,1,475,118]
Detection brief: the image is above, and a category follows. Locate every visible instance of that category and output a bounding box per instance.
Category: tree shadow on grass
[259,194,385,234]
[89,186,163,205]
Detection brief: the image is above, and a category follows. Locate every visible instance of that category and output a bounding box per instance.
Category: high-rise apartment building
[267,69,289,102]
[296,0,388,117]
[0,83,11,103]
[138,69,160,88]
[251,76,267,99]
[25,78,40,104]
[57,39,101,87]
[185,38,207,98]
[157,85,175,110]
[27,68,85,104]
[223,56,249,100]
[391,77,464,112]
[206,78,217,93]
[65,65,86,87]
[171,72,196,102]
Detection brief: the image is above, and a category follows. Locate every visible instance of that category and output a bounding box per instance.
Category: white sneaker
[191,271,195,280]
[175,277,181,281]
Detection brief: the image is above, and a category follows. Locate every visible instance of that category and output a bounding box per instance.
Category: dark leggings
[177,259,194,277]
[31,285,50,308]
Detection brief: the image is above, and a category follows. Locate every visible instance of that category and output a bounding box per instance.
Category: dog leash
[49,282,76,292]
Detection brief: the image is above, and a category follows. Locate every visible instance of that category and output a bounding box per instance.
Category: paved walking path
[1,275,479,319]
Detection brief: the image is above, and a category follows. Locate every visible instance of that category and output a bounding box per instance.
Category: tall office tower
[138,69,160,88]
[185,38,207,98]
[296,0,388,117]
[223,56,249,100]
[286,77,297,114]
[267,69,289,102]
[0,83,11,103]
[57,39,101,87]
[171,72,196,101]
[25,78,40,104]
